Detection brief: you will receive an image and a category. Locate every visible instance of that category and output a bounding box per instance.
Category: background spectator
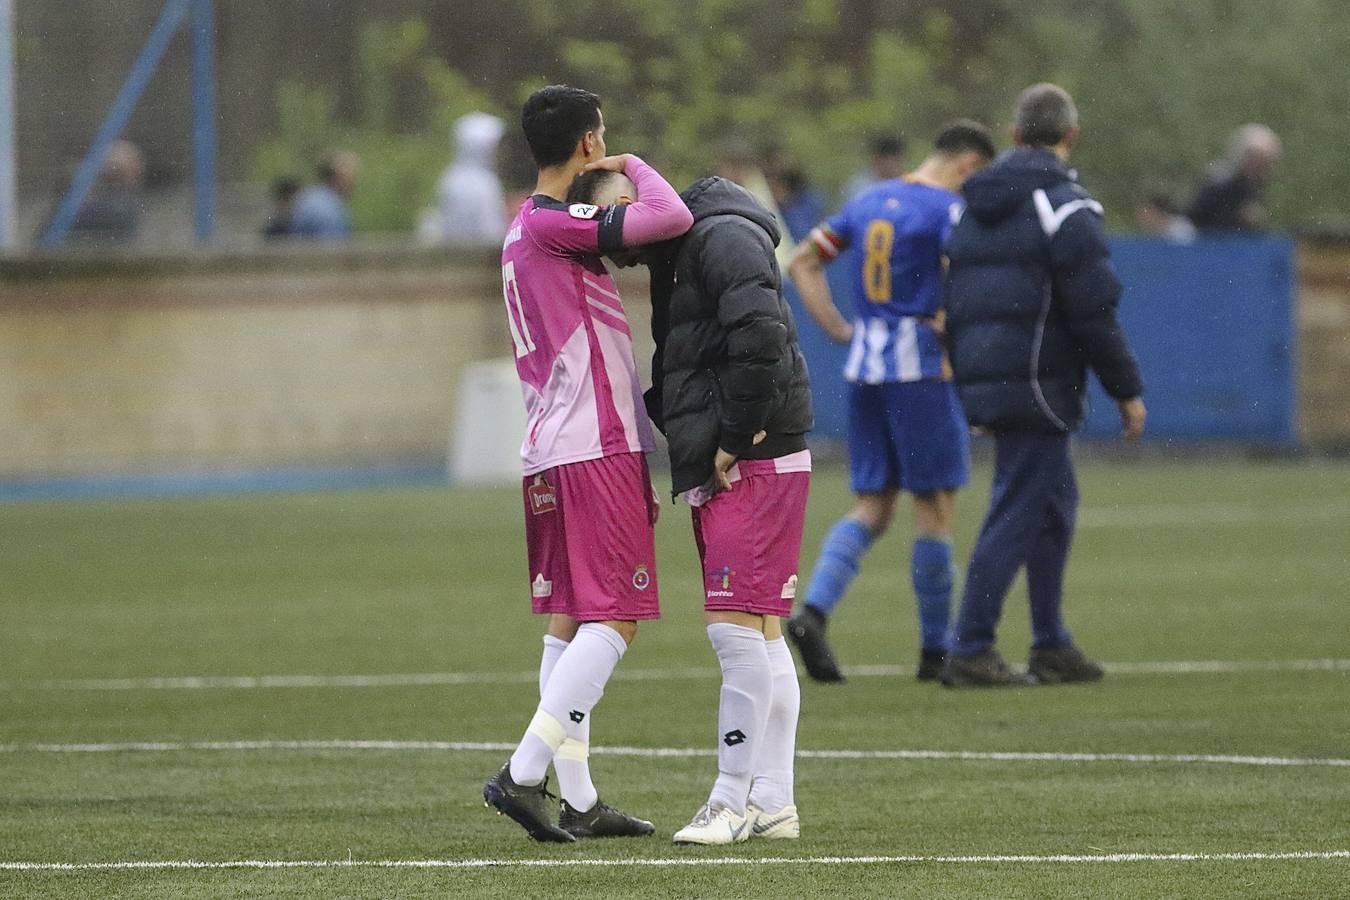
[68,140,145,244]
[768,165,825,245]
[420,112,507,246]
[291,151,360,239]
[1186,124,1282,232]
[843,133,906,201]
[1135,191,1196,243]
[262,177,300,240]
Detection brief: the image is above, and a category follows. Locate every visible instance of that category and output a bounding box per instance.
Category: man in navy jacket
[942,83,1147,687]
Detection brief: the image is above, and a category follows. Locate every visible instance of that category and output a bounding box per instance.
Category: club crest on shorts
[531,573,553,598]
[780,574,798,600]
[632,564,651,591]
[528,475,556,515]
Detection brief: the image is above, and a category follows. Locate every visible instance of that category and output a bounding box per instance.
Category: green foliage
[253,18,503,233]
[253,1,1350,232]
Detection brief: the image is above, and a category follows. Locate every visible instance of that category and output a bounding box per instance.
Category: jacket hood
[452,112,504,168]
[962,146,1073,225]
[679,176,781,247]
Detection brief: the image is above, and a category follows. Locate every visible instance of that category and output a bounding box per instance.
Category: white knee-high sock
[748,636,800,812]
[509,623,626,786]
[538,635,599,811]
[538,634,568,695]
[706,622,772,815]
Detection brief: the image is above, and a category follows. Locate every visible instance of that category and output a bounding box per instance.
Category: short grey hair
[1014,83,1079,147]
[1225,123,1282,167]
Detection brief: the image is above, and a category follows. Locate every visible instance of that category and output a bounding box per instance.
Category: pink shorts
[690,450,811,617]
[523,452,660,621]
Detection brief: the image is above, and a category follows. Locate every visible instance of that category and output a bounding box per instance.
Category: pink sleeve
[620,156,694,247]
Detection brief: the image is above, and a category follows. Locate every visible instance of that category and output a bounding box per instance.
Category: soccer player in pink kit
[482,85,693,843]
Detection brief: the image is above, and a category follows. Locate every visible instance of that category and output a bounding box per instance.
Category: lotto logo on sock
[569,710,585,724]
[723,729,746,747]
[528,476,557,515]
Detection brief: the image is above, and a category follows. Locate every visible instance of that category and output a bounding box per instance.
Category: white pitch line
[2,740,1347,769]
[7,659,1348,692]
[2,850,1346,872]
[1078,502,1350,528]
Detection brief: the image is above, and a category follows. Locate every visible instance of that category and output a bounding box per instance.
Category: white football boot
[672,803,751,845]
[746,802,800,840]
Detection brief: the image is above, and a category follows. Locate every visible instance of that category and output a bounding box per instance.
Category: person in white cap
[431,111,508,245]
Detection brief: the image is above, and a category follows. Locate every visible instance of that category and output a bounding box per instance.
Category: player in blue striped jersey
[785,121,996,683]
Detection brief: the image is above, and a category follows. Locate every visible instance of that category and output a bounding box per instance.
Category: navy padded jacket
[944,147,1143,433]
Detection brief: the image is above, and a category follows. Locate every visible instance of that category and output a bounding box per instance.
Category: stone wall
[0,246,530,479]
[1299,240,1350,450]
[1,240,1346,487]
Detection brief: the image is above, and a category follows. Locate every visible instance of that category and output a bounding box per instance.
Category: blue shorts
[847,380,970,495]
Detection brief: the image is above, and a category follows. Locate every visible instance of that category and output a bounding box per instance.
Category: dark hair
[868,134,905,158]
[522,84,602,168]
[565,168,621,205]
[1014,83,1078,147]
[270,177,300,202]
[934,119,996,161]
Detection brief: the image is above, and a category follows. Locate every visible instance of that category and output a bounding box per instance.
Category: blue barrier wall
[786,236,1298,445]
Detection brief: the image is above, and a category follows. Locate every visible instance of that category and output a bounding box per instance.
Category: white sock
[538,634,568,695]
[509,623,626,787]
[706,622,772,816]
[748,636,799,812]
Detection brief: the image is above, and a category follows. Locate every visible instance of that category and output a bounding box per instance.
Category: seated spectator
[1135,191,1196,243]
[262,177,300,240]
[69,140,145,244]
[844,133,906,200]
[1186,124,1282,232]
[769,166,825,245]
[291,151,360,239]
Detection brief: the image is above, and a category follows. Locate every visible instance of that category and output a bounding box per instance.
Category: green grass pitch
[2,459,1348,898]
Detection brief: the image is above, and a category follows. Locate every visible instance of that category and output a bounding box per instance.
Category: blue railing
[786,235,1298,446]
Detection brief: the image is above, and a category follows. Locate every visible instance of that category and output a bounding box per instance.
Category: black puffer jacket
[645,177,813,495]
[945,147,1143,433]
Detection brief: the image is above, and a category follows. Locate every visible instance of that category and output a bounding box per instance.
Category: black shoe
[786,607,845,683]
[560,797,656,838]
[916,647,947,682]
[483,762,576,843]
[1028,645,1105,684]
[939,649,1034,687]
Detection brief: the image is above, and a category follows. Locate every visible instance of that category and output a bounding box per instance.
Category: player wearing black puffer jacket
[941,84,1146,688]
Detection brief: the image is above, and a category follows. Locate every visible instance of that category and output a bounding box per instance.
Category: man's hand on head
[583,154,635,174]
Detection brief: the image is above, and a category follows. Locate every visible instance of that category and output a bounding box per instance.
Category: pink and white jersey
[501,156,693,475]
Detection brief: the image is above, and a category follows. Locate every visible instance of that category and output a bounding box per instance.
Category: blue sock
[911,537,954,652]
[804,519,873,617]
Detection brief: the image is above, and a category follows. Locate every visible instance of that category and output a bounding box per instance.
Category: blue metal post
[0,0,17,251]
[38,0,191,248]
[191,0,217,241]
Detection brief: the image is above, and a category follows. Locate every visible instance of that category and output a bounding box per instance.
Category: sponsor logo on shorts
[632,564,651,591]
[531,573,553,598]
[706,565,735,599]
[780,574,798,600]
[528,475,556,515]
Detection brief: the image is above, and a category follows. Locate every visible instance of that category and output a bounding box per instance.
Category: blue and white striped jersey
[811,178,960,384]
